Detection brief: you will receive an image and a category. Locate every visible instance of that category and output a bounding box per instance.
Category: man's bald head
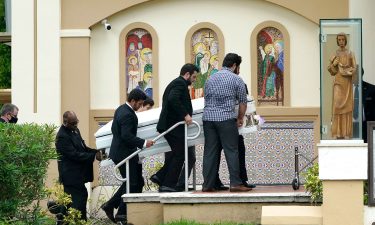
[63,111,79,130]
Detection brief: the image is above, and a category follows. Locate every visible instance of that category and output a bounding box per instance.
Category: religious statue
[327,33,357,139]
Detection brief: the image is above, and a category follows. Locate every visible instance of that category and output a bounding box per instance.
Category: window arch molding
[184,22,225,68]
[250,21,290,107]
[119,22,159,106]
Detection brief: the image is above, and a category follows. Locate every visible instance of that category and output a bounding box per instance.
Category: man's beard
[234,66,239,75]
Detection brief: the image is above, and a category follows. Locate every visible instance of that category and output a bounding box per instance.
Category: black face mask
[9,116,18,124]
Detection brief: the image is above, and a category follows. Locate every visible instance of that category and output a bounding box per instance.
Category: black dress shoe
[100,202,116,223]
[159,186,178,192]
[175,186,195,192]
[202,187,217,192]
[150,174,162,186]
[243,182,256,188]
[216,185,230,191]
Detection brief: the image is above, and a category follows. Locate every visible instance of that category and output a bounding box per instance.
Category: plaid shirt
[203,67,247,121]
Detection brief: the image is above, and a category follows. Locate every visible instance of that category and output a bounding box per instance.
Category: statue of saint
[327,33,357,139]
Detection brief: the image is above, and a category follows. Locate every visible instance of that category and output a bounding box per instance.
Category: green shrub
[0,0,5,32]
[0,123,57,223]
[0,43,11,88]
[364,180,368,205]
[302,163,322,204]
[46,181,89,225]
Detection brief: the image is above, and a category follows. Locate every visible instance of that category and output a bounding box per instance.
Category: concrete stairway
[261,206,322,225]
[117,186,311,225]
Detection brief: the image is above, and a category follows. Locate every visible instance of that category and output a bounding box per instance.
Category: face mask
[9,116,18,124]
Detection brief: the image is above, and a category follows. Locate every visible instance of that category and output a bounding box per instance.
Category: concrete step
[261,206,322,225]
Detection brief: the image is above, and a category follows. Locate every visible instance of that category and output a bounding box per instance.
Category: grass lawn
[160,219,258,225]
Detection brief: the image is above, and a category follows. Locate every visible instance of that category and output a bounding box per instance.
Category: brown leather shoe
[202,187,217,192]
[229,184,252,192]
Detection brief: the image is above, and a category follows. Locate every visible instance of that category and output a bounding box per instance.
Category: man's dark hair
[180,63,199,76]
[143,97,154,107]
[127,89,147,102]
[0,103,18,116]
[222,53,242,68]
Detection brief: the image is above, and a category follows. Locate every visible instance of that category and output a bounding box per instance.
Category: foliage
[46,182,72,207]
[0,123,57,222]
[364,180,368,205]
[0,43,11,88]
[0,0,5,32]
[160,219,257,225]
[0,209,55,225]
[62,208,88,225]
[302,163,322,204]
[46,182,89,225]
[0,0,11,88]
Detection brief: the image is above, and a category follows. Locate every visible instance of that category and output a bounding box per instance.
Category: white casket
[95,97,257,165]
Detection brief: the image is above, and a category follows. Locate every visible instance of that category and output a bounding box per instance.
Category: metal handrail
[113,120,201,193]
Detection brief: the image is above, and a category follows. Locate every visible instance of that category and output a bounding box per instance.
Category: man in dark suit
[55,111,103,221]
[101,89,154,224]
[153,63,198,192]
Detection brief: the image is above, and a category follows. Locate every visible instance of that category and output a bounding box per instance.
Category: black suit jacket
[109,103,145,164]
[157,76,192,137]
[55,126,96,186]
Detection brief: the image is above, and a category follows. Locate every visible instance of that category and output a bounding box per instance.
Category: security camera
[101,19,111,30]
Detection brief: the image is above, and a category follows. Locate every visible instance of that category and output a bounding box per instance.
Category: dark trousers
[155,146,196,188]
[215,135,248,185]
[176,146,196,188]
[106,156,144,216]
[203,119,242,189]
[238,135,248,182]
[64,183,88,220]
[156,133,185,188]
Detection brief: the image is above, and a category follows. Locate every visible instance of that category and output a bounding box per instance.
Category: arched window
[257,27,284,106]
[251,22,290,107]
[186,23,224,99]
[120,23,159,106]
[126,29,153,98]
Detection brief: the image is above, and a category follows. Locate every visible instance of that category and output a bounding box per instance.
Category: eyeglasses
[8,113,17,118]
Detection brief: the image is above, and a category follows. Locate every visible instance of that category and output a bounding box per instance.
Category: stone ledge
[122,190,311,204]
[319,141,368,180]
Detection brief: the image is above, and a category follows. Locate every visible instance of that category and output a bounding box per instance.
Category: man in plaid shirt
[202,53,252,192]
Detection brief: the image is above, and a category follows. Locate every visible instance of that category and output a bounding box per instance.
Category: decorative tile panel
[99,121,315,186]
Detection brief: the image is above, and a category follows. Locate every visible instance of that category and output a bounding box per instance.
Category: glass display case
[320,19,362,140]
